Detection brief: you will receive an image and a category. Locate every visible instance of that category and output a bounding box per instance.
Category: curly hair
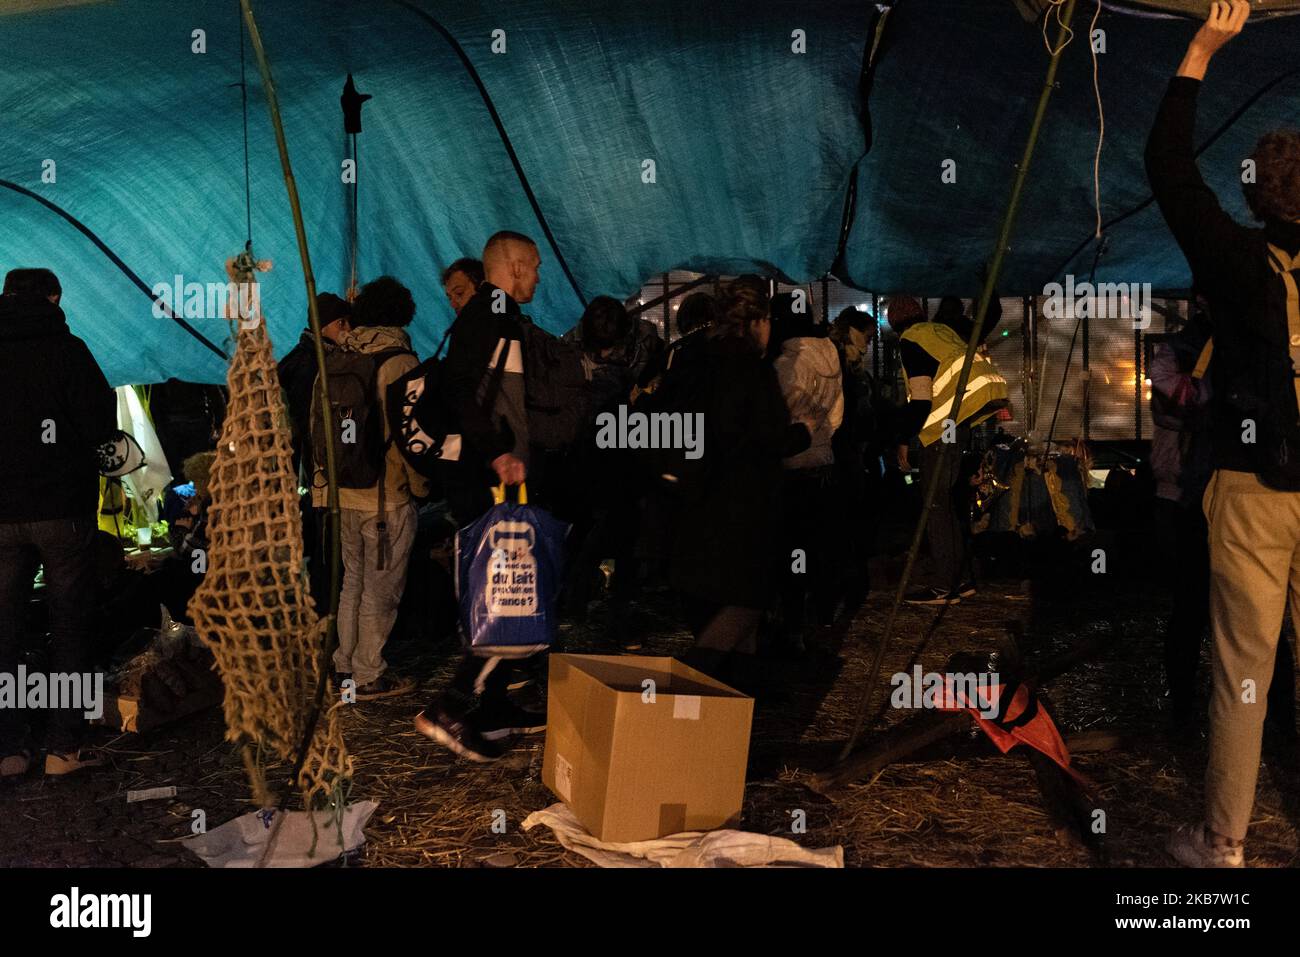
[352,275,416,328]
[182,451,217,498]
[713,277,770,342]
[1244,130,1300,224]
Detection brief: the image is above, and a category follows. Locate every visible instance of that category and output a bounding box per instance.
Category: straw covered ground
[2,551,1299,868]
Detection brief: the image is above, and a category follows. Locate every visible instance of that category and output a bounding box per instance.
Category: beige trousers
[1204,469,1300,840]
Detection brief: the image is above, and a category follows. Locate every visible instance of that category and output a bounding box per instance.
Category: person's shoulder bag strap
[1268,244,1300,416]
[372,345,415,570]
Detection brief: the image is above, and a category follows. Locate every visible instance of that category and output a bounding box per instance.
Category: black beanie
[314,292,351,327]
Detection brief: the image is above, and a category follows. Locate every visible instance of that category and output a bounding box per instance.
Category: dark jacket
[0,294,116,523]
[276,330,334,477]
[565,316,665,380]
[565,316,665,412]
[622,317,666,385]
[1149,321,1214,506]
[668,334,791,609]
[943,295,1001,345]
[1146,76,1300,476]
[442,282,529,472]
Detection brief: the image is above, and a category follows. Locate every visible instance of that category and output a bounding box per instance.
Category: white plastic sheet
[183,800,378,868]
[522,803,844,868]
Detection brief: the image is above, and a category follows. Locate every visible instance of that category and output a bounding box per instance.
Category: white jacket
[774,336,844,470]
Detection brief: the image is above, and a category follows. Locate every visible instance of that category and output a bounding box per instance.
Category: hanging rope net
[189,258,351,811]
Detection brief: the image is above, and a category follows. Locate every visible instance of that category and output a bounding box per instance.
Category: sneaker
[475,702,547,741]
[903,586,960,606]
[507,656,546,691]
[1167,823,1245,868]
[44,747,104,777]
[1,749,33,779]
[414,709,502,763]
[355,674,416,701]
[956,581,977,598]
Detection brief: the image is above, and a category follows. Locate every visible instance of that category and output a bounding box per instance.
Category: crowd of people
[309,234,1021,761]
[1,1,1298,869]
[271,231,1008,760]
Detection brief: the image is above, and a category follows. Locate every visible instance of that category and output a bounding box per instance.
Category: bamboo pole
[238,0,341,799]
[827,0,1082,779]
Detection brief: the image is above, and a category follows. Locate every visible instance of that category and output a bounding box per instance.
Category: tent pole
[819,0,1082,786]
[239,0,342,801]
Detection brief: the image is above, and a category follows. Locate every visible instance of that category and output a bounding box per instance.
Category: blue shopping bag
[455,483,569,654]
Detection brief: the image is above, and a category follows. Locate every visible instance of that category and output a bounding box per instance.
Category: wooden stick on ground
[810,621,1123,793]
[809,710,972,794]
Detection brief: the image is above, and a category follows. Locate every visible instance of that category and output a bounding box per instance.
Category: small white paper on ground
[523,803,843,868]
[183,800,378,868]
[127,786,177,803]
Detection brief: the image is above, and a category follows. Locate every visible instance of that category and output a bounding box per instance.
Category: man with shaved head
[416,229,546,761]
[452,230,539,496]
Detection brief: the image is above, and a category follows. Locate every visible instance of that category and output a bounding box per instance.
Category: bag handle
[478,334,513,415]
[491,482,528,505]
[433,324,453,359]
[1191,339,1213,381]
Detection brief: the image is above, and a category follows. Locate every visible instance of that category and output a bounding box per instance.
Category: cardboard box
[542,654,753,843]
[95,677,224,733]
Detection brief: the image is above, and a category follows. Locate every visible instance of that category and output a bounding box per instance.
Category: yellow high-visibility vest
[901,321,1009,446]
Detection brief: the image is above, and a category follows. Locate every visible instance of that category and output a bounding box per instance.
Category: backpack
[310,345,412,488]
[386,327,510,477]
[518,321,594,451]
[386,328,453,477]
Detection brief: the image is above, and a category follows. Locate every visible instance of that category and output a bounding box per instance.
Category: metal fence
[627,272,1194,444]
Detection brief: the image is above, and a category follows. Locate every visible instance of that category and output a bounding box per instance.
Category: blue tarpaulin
[845,1,1300,295]
[1,0,1297,385]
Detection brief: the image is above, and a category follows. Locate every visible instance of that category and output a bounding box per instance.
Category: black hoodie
[0,294,116,522]
[1146,76,1300,476]
[276,329,337,476]
[442,282,529,468]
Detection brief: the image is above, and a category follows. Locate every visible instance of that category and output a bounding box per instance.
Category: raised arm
[1144,1,1255,297]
